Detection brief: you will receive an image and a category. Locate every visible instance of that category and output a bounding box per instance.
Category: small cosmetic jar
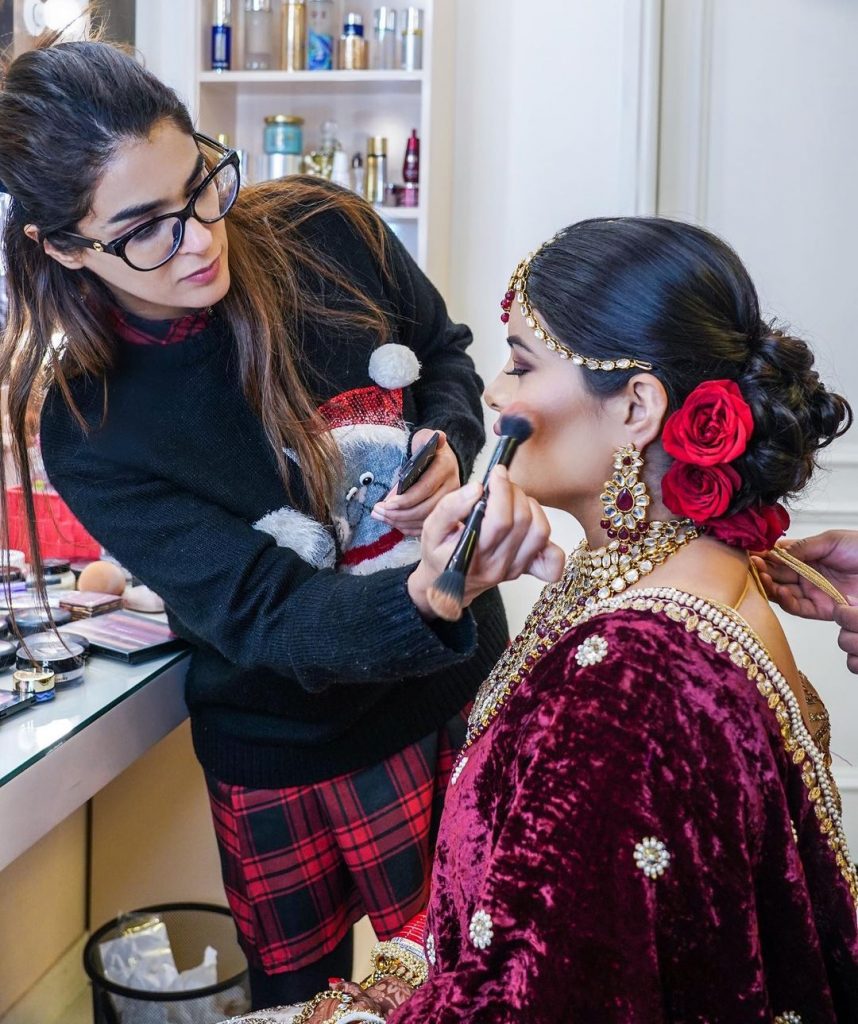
[10,606,73,636]
[16,633,86,686]
[13,668,56,702]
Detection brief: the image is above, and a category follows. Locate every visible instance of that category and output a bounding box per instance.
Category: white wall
[659,0,858,837]
[447,0,660,629]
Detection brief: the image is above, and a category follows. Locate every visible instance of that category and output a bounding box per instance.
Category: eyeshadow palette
[61,610,186,664]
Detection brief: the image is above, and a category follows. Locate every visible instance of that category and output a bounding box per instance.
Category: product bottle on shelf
[307,0,335,70]
[401,6,423,70]
[370,7,397,70]
[244,0,274,70]
[402,128,419,207]
[211,0,232,71]
[281,0,307,71]
[331,149,351,188]
[339,12,368,70]
[365,136,388,205]
[351,152,365,195]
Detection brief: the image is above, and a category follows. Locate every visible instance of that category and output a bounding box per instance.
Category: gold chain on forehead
[501,236,653,373]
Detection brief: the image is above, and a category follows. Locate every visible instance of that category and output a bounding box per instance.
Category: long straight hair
[0,36,393,602]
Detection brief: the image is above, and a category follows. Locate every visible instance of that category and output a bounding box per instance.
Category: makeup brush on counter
[427,411,533,621]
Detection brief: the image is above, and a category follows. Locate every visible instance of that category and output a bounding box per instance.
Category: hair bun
[733,323,852,506]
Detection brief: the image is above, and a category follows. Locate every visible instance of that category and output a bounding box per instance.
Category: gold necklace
[459,519,698,761]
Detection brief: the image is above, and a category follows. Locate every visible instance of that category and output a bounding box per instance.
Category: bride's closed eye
[505,362,530,377]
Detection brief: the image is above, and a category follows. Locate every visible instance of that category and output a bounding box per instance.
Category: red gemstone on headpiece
[599,519,611,530]
[622,457,632,466]
[505,290,515,301]
[616,488,635,512]
[500,312,510,324]
[607,529,617,539]
[618,526,630,540]
[618,544,629,554]
[501,298,512,310]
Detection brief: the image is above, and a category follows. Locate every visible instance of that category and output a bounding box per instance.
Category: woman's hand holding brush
[407,464,565,620]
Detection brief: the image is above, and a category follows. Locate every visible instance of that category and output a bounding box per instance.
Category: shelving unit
[137,1,435,268]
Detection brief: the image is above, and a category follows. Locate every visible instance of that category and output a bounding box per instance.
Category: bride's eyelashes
[504,363,530,377]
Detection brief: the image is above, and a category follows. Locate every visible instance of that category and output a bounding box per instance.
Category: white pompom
[368,343,421,389]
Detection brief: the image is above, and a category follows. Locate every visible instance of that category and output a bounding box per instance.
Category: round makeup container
[16,632,86,686]
[27,558,76,592]
[13,668,56,702]
[9,605,73,636]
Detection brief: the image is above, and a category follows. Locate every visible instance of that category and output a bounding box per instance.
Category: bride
[273,217,858,1022]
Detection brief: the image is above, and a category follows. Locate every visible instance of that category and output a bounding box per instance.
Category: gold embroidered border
[575,587,858,904]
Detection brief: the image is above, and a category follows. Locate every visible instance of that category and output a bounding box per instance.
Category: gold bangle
[292,990,352,1024]
[368,940,429,988]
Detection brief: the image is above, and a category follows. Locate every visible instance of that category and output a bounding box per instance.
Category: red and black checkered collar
[112,306,213,346]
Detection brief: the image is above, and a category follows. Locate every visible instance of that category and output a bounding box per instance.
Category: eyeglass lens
[124,160,239,270]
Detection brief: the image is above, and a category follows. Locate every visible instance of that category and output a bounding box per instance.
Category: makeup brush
[427,411,534,621]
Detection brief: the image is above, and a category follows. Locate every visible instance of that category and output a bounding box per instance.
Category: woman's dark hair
[0,35,393,596]
[526,217,853,511]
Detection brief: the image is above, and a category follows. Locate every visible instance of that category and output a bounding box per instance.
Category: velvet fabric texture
[389,603,858,1022]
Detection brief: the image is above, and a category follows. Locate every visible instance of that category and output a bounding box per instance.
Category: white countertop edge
[0,656,190,871]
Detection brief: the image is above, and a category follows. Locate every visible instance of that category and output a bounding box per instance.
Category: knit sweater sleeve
[40,393,477,692]
[384,230,486,480]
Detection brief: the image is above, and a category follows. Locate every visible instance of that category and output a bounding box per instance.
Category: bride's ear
[618,373,669,448]
[24,224,86,270]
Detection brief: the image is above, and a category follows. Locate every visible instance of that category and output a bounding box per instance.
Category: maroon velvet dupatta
[389,590,858,1022]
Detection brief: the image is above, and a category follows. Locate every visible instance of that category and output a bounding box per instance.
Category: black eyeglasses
[56,132,241,272]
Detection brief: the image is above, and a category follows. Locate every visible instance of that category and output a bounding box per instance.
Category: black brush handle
[444,497,488,577]
[441,430,523,578]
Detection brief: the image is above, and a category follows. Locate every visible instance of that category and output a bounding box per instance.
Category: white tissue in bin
[98,917,242,1024]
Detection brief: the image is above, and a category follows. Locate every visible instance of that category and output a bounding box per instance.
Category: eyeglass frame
[53,132,241,272]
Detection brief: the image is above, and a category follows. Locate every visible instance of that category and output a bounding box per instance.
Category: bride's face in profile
[484,302,626,515]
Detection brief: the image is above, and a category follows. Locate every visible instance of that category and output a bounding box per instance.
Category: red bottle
[402,129,419,208]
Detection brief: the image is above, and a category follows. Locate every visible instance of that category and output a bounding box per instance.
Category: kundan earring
[600,444,651,546]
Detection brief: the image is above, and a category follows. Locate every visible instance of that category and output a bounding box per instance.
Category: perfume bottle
[211,0,232,71]
[339,13,368,70]
[307,0,335,70]
[351,152,365,195]
[244,0,274,70]
[281,0,306,70]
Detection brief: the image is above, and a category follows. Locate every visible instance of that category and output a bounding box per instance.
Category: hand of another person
[332,977,414,1014]
[408,465,566,618]
[371,429,461,537]
[753,530,858,622]
[301,987,386,1023]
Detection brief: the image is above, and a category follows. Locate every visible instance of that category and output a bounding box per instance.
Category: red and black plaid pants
[206,710,467,973]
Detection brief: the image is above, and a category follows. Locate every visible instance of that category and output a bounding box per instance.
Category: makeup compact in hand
[0,690,36,722]
[397,431,441,494]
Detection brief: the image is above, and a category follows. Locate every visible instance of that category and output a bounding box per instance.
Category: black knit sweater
[40,204,508,787]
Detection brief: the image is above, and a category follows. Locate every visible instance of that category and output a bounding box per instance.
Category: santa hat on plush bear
[317,343,421,444]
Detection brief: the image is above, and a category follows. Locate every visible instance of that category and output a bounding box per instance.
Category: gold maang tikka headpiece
[501,235,653,372]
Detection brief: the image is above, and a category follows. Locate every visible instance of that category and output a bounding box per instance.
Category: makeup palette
[15,633,87,686]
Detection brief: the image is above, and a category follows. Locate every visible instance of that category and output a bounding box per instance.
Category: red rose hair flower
[662,380,754,466]
[661,462,742,521]
[706,503,790,551]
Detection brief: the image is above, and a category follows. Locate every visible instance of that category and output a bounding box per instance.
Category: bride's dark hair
[525,217,852,512]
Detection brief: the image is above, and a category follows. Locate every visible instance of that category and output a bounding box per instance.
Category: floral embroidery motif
[469,908,494,950]
[773,1013,803,1024]
[425,931,436,966]
[575,634,609,667]
[451,755,468,786]
[633,836,671,879]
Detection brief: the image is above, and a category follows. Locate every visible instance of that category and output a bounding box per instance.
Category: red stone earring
[599,444,651,549]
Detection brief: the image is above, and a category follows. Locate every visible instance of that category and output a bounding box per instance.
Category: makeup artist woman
[0,39,558,1009]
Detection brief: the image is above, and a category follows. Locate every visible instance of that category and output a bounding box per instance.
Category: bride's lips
[181,254,221,285]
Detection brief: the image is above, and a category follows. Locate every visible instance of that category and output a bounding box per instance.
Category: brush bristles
[427,569,466,621]
[498,413,533,444]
